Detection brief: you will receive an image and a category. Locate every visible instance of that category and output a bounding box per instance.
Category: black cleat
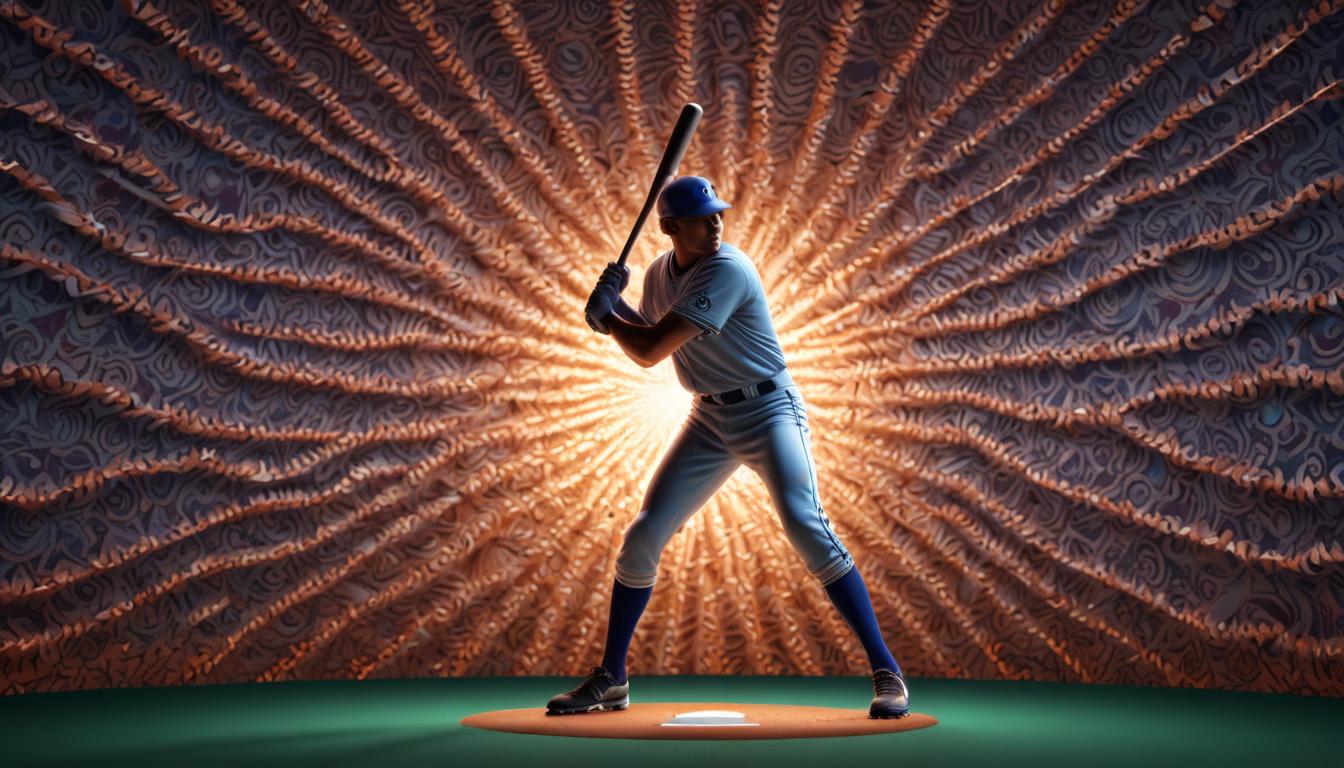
[545,666,630,715]
[869,668,911,719]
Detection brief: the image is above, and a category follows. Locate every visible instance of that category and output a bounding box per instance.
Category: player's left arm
[606,312,701,368]
[610,297,645,325]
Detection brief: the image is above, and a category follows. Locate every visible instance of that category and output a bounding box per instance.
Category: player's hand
[597,262,630,294]
[585,282,618,334]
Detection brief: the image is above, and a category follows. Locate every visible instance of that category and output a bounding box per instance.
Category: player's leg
[547,417,737,714]
[734,389,855,593]
[737,388,909,717]
[606,417,737,678]
[613,420,737,588]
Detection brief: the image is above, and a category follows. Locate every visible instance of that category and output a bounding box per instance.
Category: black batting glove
[598,262,630,294]
[585,282,618,334]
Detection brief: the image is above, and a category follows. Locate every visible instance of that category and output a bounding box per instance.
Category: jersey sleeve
[668,256,750,335]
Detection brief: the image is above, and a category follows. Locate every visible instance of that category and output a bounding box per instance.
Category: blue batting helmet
[657,176,732,219]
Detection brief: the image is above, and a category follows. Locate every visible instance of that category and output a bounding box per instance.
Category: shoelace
[873,671,905,696]
[568,666,611,696]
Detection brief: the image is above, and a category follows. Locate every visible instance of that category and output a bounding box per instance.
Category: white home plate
[660,710,759,727]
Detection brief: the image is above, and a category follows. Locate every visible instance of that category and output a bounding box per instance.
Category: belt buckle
[707,377,780,406]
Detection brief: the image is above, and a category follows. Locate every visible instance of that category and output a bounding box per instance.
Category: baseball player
[548,176,909,719]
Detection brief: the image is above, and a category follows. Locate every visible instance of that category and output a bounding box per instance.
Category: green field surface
[1,675,1337,767]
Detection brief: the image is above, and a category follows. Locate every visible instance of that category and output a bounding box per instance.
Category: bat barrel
[615,103,702,267]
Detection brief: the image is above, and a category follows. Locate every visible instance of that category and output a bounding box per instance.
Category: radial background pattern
[1,0,1343,696]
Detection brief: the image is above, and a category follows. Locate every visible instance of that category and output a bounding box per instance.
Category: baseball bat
[615,102,703,267]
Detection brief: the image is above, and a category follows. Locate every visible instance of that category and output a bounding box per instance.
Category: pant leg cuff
[813,553,854,587]
[615,568,658,589]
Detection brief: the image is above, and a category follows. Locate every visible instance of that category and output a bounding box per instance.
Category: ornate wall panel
[1,0,1342,695]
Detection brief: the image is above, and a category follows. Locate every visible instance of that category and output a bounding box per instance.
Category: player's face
[675,212,723,257]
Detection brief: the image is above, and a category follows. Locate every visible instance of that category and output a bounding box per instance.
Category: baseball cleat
[869,668,911,719]
[545,666,630,715]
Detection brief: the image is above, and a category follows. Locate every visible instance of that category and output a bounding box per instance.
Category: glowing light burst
[619,360,693,457]
[0,0,1342,694]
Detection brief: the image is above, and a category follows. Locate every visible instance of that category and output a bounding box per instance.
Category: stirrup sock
[824,566,901,675]
[601,579,653,685]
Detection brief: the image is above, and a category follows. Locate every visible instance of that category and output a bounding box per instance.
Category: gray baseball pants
[614,372,855,589]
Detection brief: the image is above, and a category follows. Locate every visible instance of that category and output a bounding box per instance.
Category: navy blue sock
[824,566,901,675]
[600,579,653,685]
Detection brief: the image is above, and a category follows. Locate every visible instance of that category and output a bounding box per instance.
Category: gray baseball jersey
[638,242,787,395]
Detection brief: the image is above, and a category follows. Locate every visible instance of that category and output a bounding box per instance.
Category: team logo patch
[695,292,711,311]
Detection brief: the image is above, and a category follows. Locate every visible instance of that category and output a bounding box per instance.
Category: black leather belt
[700,377,779,405]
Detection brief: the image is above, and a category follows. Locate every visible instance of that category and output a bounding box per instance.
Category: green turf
[0,675,1337,768]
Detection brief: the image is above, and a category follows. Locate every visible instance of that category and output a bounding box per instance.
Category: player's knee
[778,510,819,547]
[621,511,656,545]
[776,507,850,576]
[615,512,663,586]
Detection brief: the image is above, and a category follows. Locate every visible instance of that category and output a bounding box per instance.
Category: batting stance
[548,176,909,719]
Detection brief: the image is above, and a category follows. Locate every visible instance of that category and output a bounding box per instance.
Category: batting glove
[597,262,630,294]
[586,311,611,334]
[585,282,618,334]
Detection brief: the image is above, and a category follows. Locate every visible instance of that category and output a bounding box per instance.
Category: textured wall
[1,0,1342,695]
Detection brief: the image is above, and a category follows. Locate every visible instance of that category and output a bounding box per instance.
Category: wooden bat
[615,103,703,267]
